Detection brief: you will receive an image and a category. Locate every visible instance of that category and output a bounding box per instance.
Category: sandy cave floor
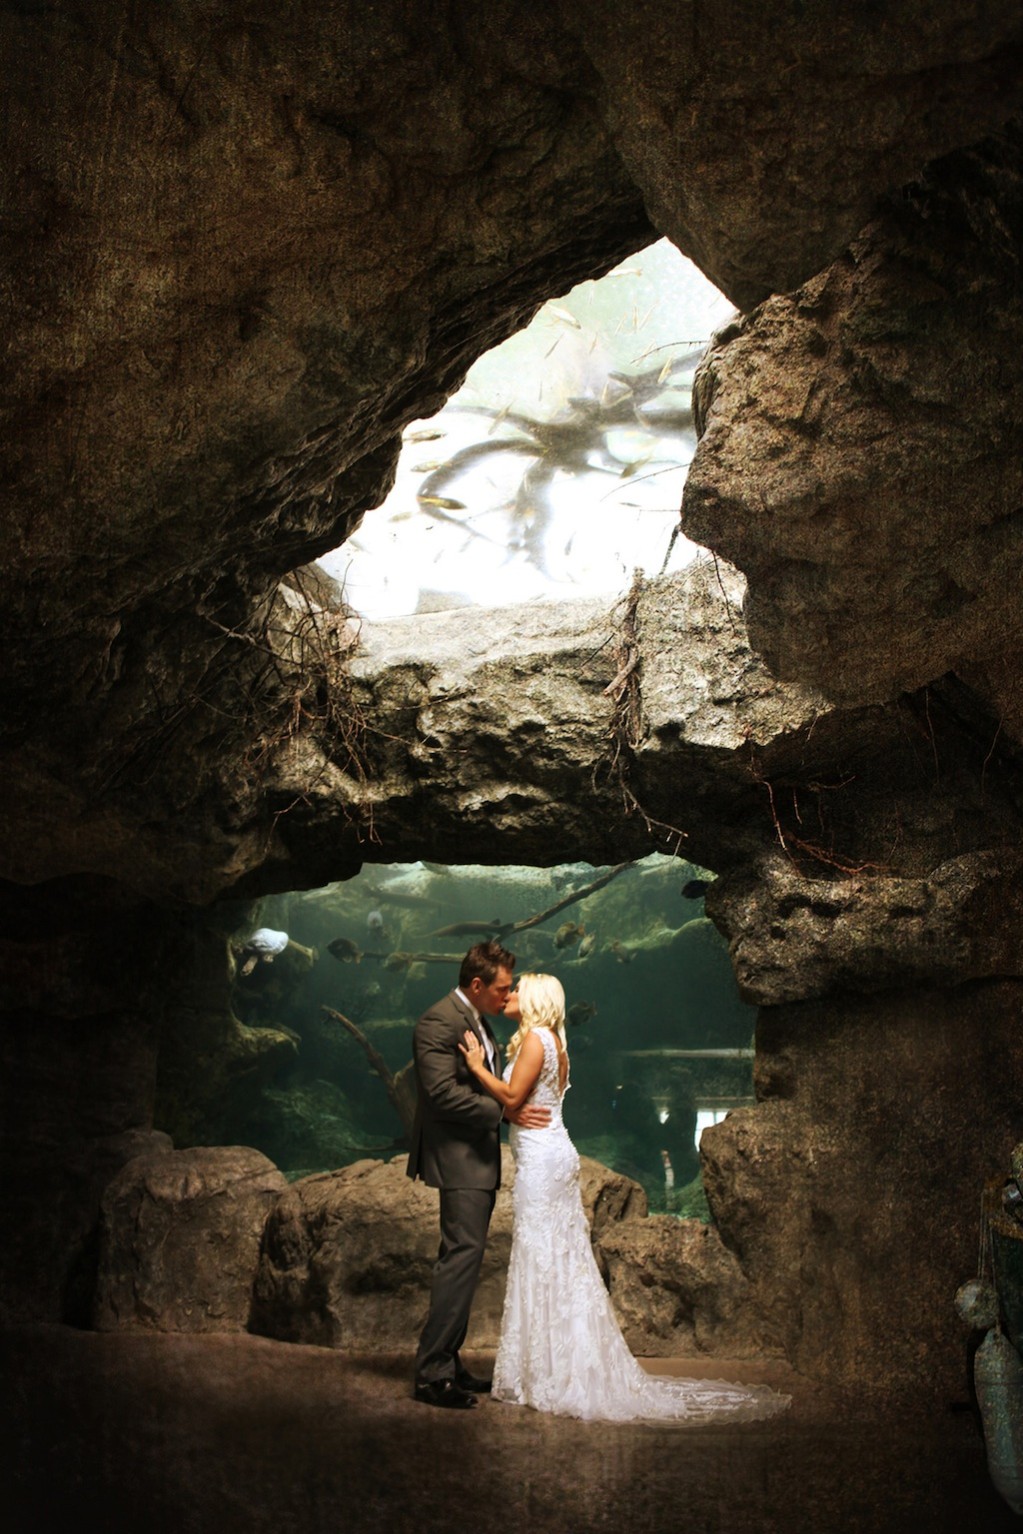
[1,1326,1017,1534]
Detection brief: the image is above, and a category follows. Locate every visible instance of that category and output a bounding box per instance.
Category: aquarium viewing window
[214,855,756,1221]
[320,240,735,620]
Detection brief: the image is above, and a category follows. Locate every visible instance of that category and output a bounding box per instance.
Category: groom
[407,939,548,1408]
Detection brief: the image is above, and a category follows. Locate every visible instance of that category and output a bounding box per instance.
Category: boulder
[596,1215,755,1358]
[683,132,1023,723]
[94,1146,287,1333]
[251,1150,645,1350]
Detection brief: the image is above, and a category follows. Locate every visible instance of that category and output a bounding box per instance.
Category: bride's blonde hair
[505,972,567,1061]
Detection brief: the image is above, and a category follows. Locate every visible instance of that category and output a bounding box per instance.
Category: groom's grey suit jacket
[406,989,504,1190]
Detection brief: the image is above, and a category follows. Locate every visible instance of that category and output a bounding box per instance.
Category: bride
[460,972,790,1424]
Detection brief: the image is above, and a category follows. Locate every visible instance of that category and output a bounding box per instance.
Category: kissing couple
[407,939,789,1421]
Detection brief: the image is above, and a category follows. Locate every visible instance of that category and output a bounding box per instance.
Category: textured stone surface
[0,0,651,900]
[94,1146,287,1333]
[251,1151,645,1350]
[1,2,1020,902]
[1,0,1022,1410]
[699,979,1023,1391]
[683,131,1023,716]
[0,1129,173,1328]
[596,1214,757,1359]
[708,848,1023,1006]
[562,1,1023,307]
[251,561,831,891]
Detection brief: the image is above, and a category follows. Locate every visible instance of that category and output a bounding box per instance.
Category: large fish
[427,918,507,937]
[328,936,362,963]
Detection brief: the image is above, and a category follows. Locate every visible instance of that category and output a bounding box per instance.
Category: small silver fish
[418,495,466,511]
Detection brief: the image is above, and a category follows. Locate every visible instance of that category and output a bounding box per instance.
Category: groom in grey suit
[407,939,548,1408]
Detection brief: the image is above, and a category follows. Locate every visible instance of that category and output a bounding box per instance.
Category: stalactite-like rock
[557,0,1023,307]
[683,131,1023,721]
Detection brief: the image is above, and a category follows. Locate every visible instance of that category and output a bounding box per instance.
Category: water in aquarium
[223,855,755,1219]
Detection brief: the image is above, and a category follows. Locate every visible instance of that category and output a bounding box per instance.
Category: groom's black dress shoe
[455,1369,492,1394]
[414,1378,478,1409]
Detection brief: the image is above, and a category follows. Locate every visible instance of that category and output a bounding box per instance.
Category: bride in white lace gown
[460,972,790,1424]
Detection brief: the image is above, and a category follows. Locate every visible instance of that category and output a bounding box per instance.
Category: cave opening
[167,241,765,1225]
[317,238,735,622]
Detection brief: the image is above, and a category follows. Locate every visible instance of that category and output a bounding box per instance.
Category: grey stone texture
[251,1150,647,1350]
[94,1147,287,1333]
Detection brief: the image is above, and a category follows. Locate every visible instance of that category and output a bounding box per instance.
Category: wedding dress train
[493,1029,790,1423]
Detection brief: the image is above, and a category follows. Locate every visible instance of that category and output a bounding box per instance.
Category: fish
[383,951,412,971]
[428,919,506,937]
[418,494,466,511]
[609,940,634,964]
[567,1001,597,1028]
[577,933,597,958]
[327,937,362,963]
[547,304,581,330]
[405,428,445,442]
[681,879,710,900]
[366,910,386,937]
[554,921,585,950]
[412,460,448,472]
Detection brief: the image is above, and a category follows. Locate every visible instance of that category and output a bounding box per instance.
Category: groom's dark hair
[460,939,516,990]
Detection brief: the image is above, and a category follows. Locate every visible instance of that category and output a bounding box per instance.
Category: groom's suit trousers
[415,1185,496,1383]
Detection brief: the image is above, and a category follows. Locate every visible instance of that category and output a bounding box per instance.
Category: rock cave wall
[2,0,1022,1397]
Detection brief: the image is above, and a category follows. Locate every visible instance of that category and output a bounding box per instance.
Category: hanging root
[595,570,688,854]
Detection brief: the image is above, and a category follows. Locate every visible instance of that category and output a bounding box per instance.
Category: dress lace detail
[493,1029,790,1423]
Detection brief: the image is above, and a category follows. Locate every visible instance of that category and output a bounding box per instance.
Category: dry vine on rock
[595,569,688,855]
[207,569,379,841]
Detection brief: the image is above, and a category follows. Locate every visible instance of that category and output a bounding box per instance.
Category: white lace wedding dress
[493,1029,790,1423]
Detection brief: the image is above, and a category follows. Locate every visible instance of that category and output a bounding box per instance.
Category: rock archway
[2,0,1022,1415]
